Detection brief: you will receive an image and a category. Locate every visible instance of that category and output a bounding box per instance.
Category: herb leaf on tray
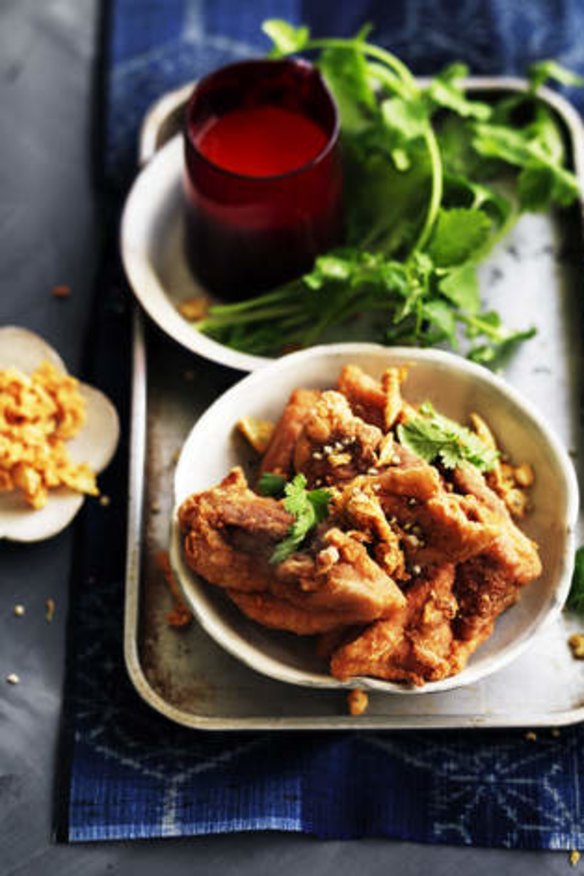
[194,21,582,362]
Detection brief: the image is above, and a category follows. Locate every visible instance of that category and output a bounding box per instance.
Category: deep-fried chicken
[259,388,320,478]
[179,468,406,634]
[178,467,292,592]
[177,364,541,686]
[331,564,458,685]
[293,390,383,486]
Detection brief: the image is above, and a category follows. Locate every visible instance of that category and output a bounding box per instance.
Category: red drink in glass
[183,58,344,301]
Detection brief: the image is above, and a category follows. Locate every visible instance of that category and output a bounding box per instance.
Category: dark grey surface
[0,1,577,873]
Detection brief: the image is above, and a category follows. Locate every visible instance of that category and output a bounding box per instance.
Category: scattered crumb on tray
[568,634,584,659]
[155,550,193,629]
[6,673,20,685]
[13,604,25,617]
[347,688,369,716]
[99,495,111,507]
[570,850,581,867]
[46,598,55,623]
[52,284,71,299]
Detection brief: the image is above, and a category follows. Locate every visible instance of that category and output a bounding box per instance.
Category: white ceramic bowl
[169,343,579,694]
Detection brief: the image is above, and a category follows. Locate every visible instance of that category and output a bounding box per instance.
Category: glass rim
[184,57,341,183]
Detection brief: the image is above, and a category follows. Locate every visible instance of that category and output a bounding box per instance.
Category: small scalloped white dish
[170,343,580,695]
[0,326,120,542]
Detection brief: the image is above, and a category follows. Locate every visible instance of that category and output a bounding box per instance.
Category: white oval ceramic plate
[170,343,579,694]
[0,326,120,542]
[120,135,270,373]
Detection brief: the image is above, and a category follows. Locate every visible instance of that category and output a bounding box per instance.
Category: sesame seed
[312,452,323,460]
[367,467,378,475]
[412,565,421,575]
[391,455,401,465]
[323,445,332,454]
[408,497,417,506]
[6,673,20,685]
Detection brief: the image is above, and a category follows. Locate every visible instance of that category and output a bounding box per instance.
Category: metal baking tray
[124,78,584,730]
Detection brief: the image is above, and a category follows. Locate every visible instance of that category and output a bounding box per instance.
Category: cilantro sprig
[397,402,499,472]
[196,22,582,365]
[268,473,332,564]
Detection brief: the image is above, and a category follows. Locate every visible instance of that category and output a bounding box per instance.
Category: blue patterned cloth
[66,0,584,846]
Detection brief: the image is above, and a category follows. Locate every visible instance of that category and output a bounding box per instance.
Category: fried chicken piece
[179,469,406,630]
[337,364,408,429]
[332,483,407,580]
[259,388,321,478]
[293,390,383,486]
[227,589,363,635]
[272,528,407,620]
[450,463,542,642]
[330,564,458,685]
[374,463,501,567]
[178,467,292,592]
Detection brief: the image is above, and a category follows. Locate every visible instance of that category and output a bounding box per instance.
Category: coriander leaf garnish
[270,474,332,564]
[262,20,310,56]
[427,207,493,268]
[397,402,499,472]
[528,60,584,93]
[566,547,584,614]
[257,472,287,497]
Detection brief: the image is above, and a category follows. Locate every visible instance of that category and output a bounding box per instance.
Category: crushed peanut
[46,598,55,623]
[236,417,275,455]
[0,361,98,508]
[347,688,369,716]
[524,730,537,742]
[177,296,209,321]
[570,850,581,868]
[568,634,584,660]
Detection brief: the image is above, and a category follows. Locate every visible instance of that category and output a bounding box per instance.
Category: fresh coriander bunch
[196,22,583,365]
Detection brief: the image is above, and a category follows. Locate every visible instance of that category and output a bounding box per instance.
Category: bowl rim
[170,342,580,694]
[120,136,271,373]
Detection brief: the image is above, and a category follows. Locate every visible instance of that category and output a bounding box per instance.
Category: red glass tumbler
[183,58,344,301]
